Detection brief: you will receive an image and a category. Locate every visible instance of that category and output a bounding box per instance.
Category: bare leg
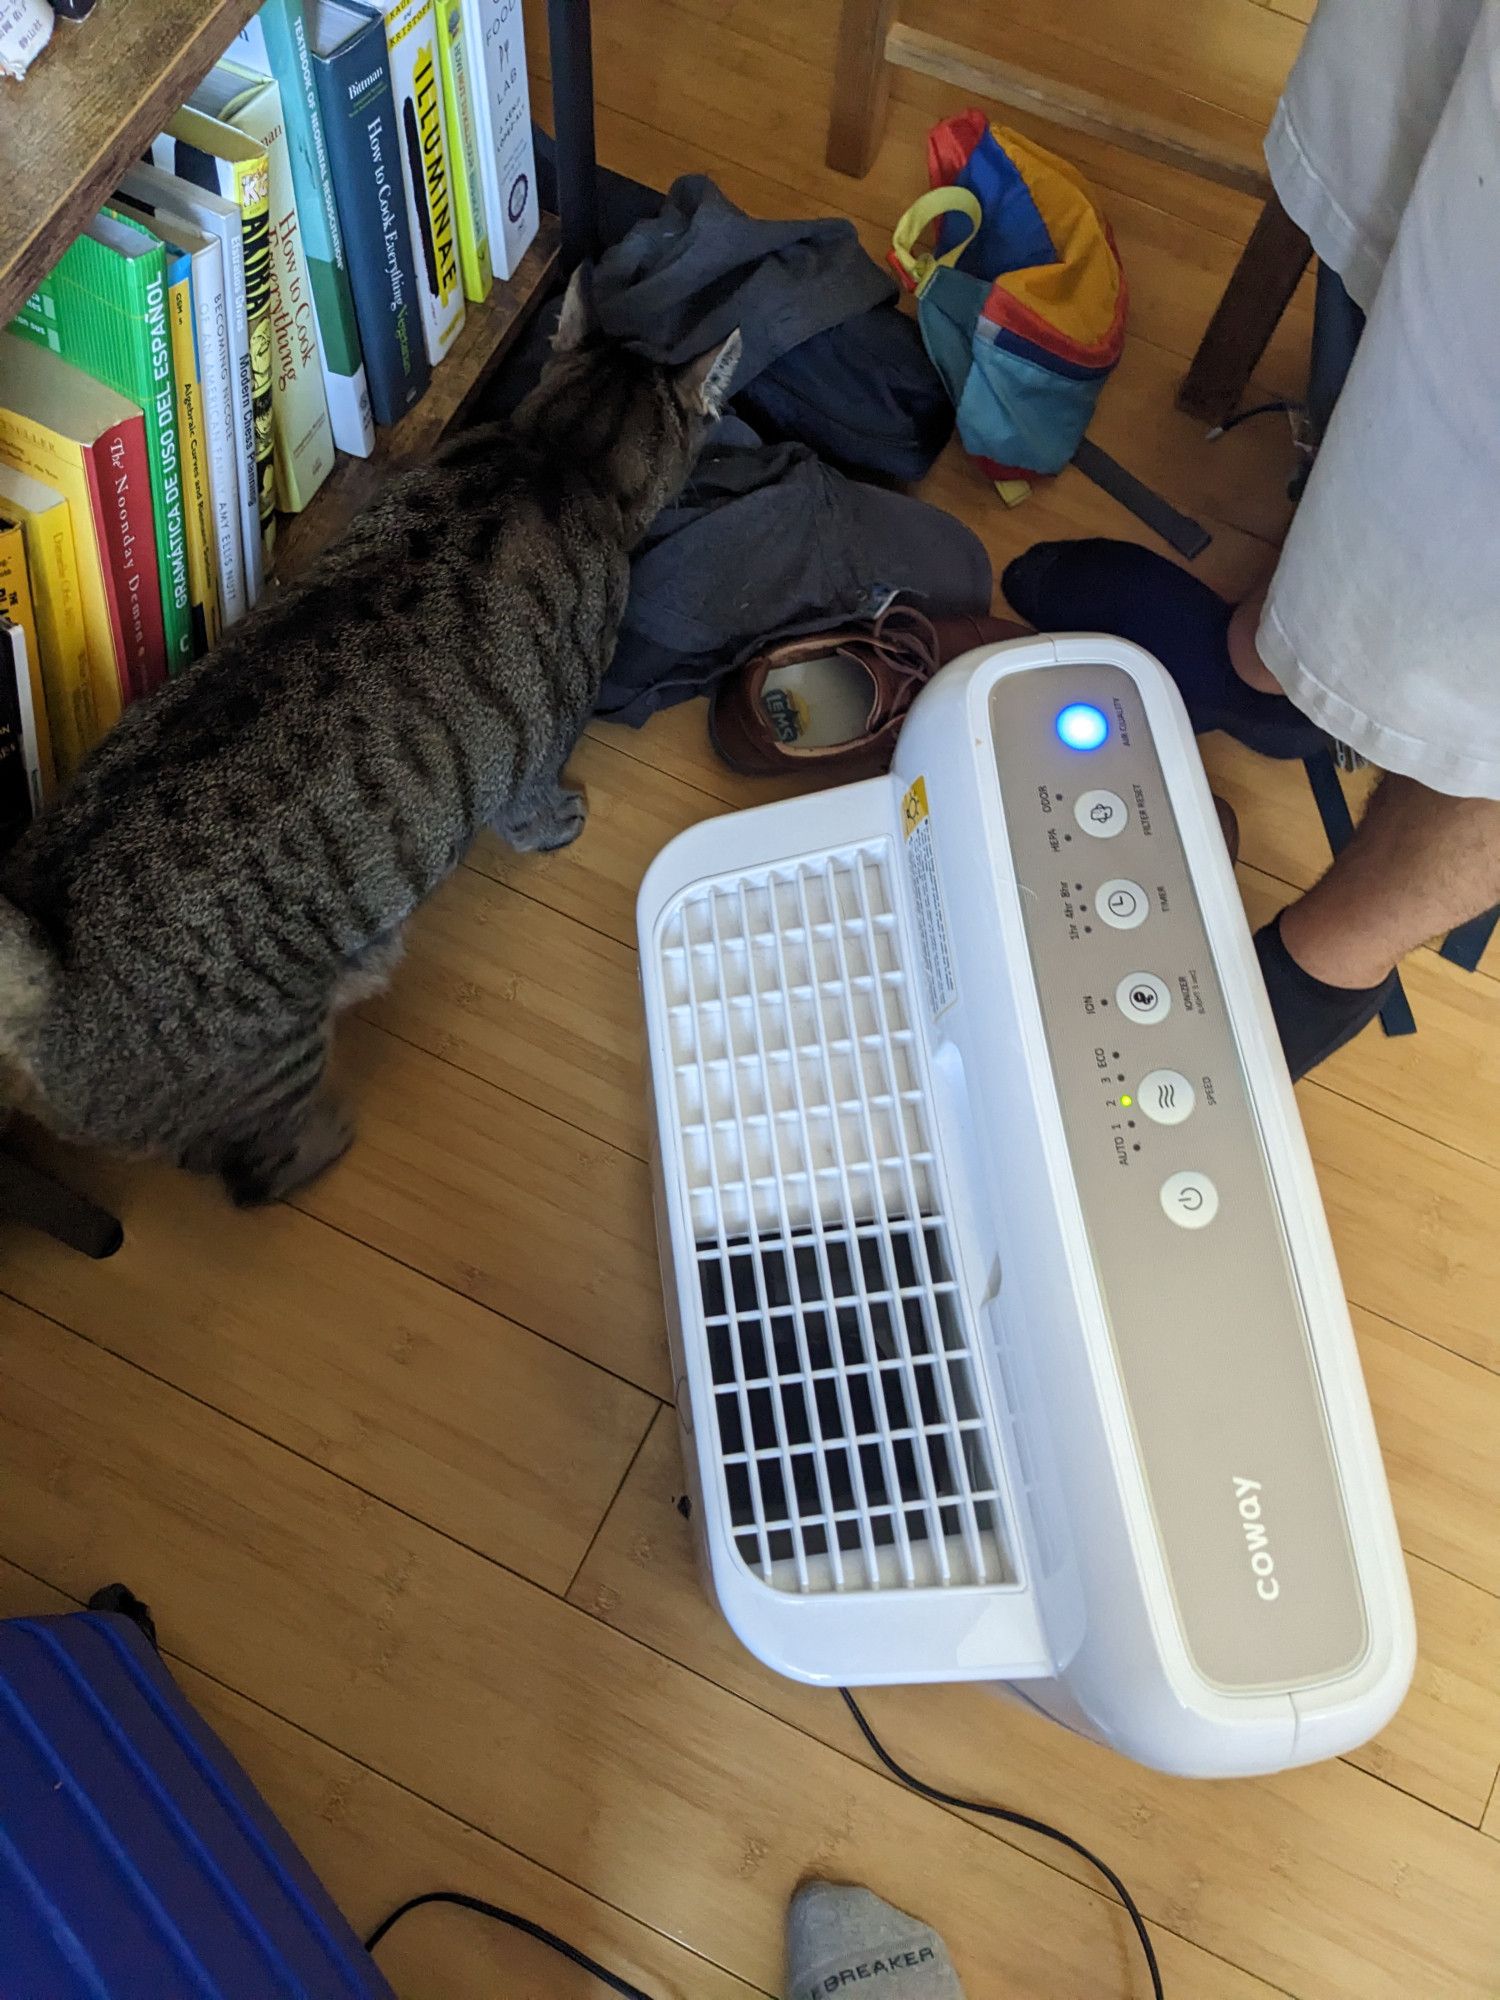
[1279,776,1500,987]
[1227,579,1283,693]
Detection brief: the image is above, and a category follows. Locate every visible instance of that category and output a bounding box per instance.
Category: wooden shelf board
[0,0,267,326]
[268,215,560,580]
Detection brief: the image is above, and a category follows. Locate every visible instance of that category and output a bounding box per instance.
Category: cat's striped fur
[0,275,740,1204]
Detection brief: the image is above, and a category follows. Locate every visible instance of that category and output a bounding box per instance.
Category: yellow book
[152,111,277,559]
[0,464,95,781]
[434,0,492,304]
[0,347,124,743]
[0,520,55,797]
[166,254,223,652]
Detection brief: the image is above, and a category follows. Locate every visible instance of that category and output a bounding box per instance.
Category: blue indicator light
[1056,702,1109,751]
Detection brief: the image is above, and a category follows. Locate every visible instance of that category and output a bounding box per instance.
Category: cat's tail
[0,893,56,1104]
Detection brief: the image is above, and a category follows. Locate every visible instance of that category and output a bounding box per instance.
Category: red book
[0,335,164,711]
[86,404,167,701]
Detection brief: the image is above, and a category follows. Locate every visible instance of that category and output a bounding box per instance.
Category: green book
[10,212,194,680]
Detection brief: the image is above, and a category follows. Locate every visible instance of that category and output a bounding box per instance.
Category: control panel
[986,664,1367,1692]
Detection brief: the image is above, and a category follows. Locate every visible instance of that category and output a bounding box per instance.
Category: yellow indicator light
[1120,1094,1133,1107]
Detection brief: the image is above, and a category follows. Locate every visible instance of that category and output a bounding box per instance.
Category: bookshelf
[0,0,597,584]
[0,0,595,1256]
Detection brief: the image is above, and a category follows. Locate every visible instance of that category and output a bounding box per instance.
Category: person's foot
[1002,539,1326,759]
[1254,912,1397,1079]
[785,1881,966,2000]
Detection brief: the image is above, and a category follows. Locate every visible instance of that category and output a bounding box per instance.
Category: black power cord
[365,1889,655,1999]
[840,1690,1164,2000]
[365,1693,1163,2000]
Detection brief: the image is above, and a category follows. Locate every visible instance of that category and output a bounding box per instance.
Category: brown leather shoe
[709,603,1028,778]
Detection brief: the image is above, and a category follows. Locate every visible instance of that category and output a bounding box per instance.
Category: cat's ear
[677,329,743,418]
[553,266,595,352]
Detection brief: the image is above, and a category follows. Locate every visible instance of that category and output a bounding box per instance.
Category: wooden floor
[5,1,1500,1995]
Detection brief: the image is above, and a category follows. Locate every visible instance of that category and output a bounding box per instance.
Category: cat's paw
[535,786,588,852]
[499,785,589,853]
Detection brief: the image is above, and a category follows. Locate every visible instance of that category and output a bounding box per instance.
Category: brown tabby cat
[0,274,740,1204]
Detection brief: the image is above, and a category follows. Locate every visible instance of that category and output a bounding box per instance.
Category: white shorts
[1259,0,1500,799]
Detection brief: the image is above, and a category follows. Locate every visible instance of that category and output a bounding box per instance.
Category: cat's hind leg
[192,1023,354,1207]
[331,926,406,1011]
[492,777,587,853]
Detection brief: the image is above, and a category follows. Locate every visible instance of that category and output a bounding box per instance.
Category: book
[229,0,376,459]
[462,0,538,281]
[0,0,52,80]
[433,0,491,304]
[12,212,189,684]
[307,0,431,427]
[0,332,157,723]
[0,462,95,777]
[151,110,277,561]
[0,618,43,850]
[116,212,223,654]
[109,190,237,638]
[192,64,335,514]
[0,518,55,796]
[376,0,465,366]
[116,161,260,615]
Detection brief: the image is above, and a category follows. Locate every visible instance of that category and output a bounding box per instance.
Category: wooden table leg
[826,0,899,177]
[1177,188,1312,424]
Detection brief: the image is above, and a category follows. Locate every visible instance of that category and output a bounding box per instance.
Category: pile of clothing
[478,173,994,731]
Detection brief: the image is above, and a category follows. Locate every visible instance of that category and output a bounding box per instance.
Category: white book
[194,63,336,514]
[461,0,538,281]
[376,0,466,365]
[114,168,249,628]
[1,620,45,825]
[123,163,265,607]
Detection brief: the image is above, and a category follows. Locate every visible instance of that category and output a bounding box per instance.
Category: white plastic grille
[657,843,1011,1595]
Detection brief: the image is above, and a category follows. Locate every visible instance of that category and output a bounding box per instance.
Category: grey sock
[785,1881,966,2000]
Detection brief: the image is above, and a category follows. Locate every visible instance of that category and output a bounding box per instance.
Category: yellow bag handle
[888,186,983,295]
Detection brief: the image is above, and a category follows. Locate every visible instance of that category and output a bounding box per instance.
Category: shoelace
[838,603,942,731]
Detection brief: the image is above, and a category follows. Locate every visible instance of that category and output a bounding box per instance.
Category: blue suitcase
[0,1599,396,1998]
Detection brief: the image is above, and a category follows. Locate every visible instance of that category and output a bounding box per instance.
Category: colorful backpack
[890,110,1128,494]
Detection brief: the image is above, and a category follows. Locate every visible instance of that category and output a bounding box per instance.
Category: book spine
[0,410,123,738]
[234,78,336,513]
[313,30,431,428]
[212,205,266,605]
[182,236,248,626]
[9,233,181,685]
[0,521,55,796]
[466,0,537,281]
[248,0,376,458]
[3,496,96,777]
[0,624,36,849]
[146,135,270,596]
[139,261,193,677]
[89,411,163,705]
[434,0,491,304]
[166,263,222,652]
[383,0,465,365]
[233,157,278,558]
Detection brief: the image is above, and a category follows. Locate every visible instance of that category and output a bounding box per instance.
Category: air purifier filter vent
[656,844,1011,1597]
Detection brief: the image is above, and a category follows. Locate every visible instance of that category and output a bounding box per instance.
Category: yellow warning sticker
[899,774,957,1017]
[901,774,929,839]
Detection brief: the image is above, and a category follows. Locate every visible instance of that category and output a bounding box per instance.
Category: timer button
[1096,879,1149,930]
